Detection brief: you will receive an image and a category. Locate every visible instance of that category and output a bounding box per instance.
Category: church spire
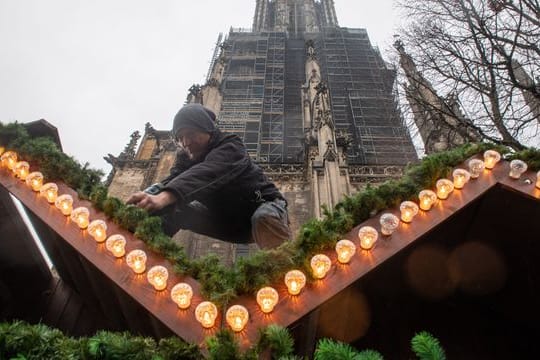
[395,39,481,153]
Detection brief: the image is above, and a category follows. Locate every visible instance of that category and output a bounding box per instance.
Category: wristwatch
[144,183,164,195]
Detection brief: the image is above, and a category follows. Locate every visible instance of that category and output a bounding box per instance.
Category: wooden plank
[1,157,538,348]
[0,185,53,322]
[0,168,213,344]
[229,159,540,345]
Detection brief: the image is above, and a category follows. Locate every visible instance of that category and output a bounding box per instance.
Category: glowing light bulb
[452,169,471,189]
[226,305,249,332]
[126,249,147,274]
[379,213,399,235]
[418,190,437,211]
[256,287,279,313]
[147,265,168,291]
[483,150,501,169]
[400,201,419,223]
[55,194,73,216]
[87,219,106,240]
[13,161,29,180]
[509,159,527,179]
[358,226,378,250]
[436,179,454,200]
[195,301,218,328]
[0,147,4,156]
[40,183,58,203]
[171,283,193,309]
[70,207,90,229]
[468,159,485,178]
[25,172,44,191]
[284,270,306,295]
[105,234,126,257]
[335,239,356,264]
[310,254,331,279]
[1,151,17,170]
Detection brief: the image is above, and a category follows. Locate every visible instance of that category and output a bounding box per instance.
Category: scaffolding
[217,29,304,164]
[213,2,416,166]
[317,27,417,165]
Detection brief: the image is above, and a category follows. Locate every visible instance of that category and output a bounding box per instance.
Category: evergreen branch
[411,331,446,360]
[3,122,534,305]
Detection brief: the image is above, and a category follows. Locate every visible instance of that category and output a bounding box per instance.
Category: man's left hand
[127,191,176,213]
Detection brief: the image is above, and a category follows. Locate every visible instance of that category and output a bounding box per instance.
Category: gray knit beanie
[172,104,216,136]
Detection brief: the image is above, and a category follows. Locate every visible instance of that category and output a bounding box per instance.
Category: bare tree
[396,0,540,150]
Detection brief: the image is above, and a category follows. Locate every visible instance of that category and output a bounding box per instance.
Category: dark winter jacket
[160,129,283,223]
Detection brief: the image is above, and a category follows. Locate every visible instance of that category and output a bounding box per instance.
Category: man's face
[175,128,211,160]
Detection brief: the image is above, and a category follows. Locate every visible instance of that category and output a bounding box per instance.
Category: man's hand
[126,191,176,213]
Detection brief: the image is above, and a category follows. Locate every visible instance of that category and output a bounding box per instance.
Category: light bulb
[400,201,419,223]
[335,239,356,264]
[284,270,306,295]
[436,179,454,200]
[310,254,331,279]
[483,150,501,169]
[195,301,218,328]
[25,172,44,191]
[509,159,527,179]
[13,161,30,180]
[379,213,399,235]
[87,219,106,241]
[226,305,249,332]
[452,169,471,189]
[105,234,126,257]
[418,190,437,211]
[1,151,17,170]
[171,283,193,309]
[40,183,58,203]
[147,266,168,291]
[126,249,147,274]
[358,226,378,250]
[468,159,485,178]
[54,194,73,216]
[256,287,279,313]
[71,207,90,230]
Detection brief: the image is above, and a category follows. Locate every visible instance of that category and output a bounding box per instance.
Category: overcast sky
[0,0,400,174]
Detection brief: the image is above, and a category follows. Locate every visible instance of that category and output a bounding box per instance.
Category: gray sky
[0,0,399,174]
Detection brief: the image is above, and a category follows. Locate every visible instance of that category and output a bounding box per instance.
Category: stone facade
[106,1,419,265]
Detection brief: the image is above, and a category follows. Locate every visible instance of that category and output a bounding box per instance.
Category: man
[127,103,291,249]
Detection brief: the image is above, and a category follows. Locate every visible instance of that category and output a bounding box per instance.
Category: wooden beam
[1,157,538,348]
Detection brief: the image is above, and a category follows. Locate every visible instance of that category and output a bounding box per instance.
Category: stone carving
[187,84,203,104]
[145,123,156,137]
[314,81,328,96]
[104,130,140,167]
[306,39,317,60]
[383,166,402,176]
[206,78,220,88]
[335,130,352,151]
[309,147,319,160]
[323,140,338,162]
[348,165,404,178]
[319,110,334,130]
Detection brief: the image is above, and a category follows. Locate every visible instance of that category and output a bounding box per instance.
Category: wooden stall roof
[1,154,539,349]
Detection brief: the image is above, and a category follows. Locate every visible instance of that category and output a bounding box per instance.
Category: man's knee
[251,199,291,249]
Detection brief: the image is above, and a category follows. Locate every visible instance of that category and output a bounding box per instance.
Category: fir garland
[1,122,539,305]
[0,321,446,359]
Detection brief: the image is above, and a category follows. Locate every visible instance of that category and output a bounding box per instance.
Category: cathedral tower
[107,1,418,262]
